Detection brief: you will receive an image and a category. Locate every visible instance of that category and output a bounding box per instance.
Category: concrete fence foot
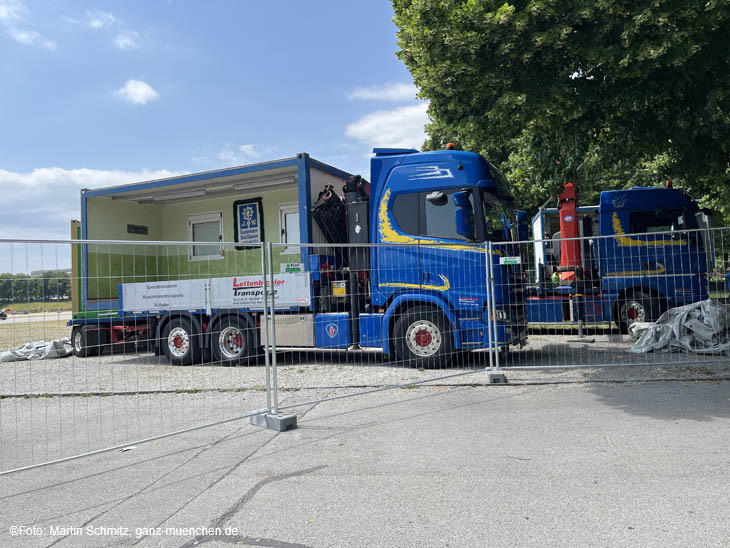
[486,371,508,384]
[251,412,298,432]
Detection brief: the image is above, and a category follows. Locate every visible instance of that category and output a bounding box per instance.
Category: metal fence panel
[491,226,730,371]
[0,239,271,474]
[2,226,728,474]
[264,241,501,414]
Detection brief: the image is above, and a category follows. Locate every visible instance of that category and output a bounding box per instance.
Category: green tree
[393,0,730,222]
[41,270,71,300]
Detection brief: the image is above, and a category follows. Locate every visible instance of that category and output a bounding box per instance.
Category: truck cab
[530,185,711,332]
[596,187,710,328]
[365,148,527,362]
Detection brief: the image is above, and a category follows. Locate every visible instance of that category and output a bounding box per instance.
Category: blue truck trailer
[528,182,714,332]
[70,148,527,366]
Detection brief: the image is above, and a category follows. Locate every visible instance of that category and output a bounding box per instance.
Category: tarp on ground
[0,338,73,362]
[630,299,730,354]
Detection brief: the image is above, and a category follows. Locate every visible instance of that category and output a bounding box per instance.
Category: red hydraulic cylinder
[558,182,581,281]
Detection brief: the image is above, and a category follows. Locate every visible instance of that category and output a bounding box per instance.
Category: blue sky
[0,1,428,240]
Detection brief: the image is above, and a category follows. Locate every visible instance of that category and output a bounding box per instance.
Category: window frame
[279,202,301,255]
[187,211,224,262]
[232,197,264,250]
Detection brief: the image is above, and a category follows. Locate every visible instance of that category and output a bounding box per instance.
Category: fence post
[260,242,272,412]
[250,242,297,431]
[486,241,507,384]
[484,241,494,371]
[267,241,279,414]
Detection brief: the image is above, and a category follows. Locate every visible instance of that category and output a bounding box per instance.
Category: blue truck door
[419,190,487,345]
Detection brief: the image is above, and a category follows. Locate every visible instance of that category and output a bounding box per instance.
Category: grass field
[1,301,72,314]
[0,319,70,351]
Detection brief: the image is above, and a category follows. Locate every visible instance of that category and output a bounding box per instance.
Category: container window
[188,211,223,261]
[279,203,300,254]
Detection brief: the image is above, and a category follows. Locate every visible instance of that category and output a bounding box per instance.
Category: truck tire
[394,306,454,368]
[162,317,201,366]
[616,290,662,334]
[71,325,100,358]
[212,316,253,366]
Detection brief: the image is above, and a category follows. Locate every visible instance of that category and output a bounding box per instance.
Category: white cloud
[114,79,159,105]
[86,10,117,29]
[8,27,55,49]
[345,103,429,149]
[0,167,184,241]
[202,143,281,166]
[1,1,56,50]
[347,83,418,102]
[114,29,140,50]
[217,144,260,163]
[60,15,79,25]
[0,0,24,22]
[85,10,141,50]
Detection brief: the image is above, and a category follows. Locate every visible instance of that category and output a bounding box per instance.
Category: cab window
[629,209,690,234]
[422,190,475,241]
[481,191,511,241]
[392,192,419,235]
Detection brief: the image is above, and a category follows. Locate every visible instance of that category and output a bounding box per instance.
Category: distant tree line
[0,271,72,304]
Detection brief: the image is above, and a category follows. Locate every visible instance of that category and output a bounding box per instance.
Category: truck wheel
[616,291,661,334]
[162,317,200,366]
[394,306,454,368]
[212,316,252,366]
[71,325,100,358]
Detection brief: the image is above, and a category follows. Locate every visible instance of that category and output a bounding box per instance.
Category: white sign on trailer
[121,280,207,313]
[209,273,310,309]
[121,273,311,313]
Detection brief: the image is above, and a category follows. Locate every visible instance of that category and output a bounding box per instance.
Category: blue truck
[70,148,527,366]
[528,183,714,332]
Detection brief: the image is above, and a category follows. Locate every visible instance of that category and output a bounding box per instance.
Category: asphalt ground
[1,379,729,548]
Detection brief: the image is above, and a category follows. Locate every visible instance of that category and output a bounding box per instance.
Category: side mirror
[426,191,447,206]
[456,208,474,240]
[453,191,472,209]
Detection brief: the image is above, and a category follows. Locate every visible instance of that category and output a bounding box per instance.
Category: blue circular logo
[326,323,338,338]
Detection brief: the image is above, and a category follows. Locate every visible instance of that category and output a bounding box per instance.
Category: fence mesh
[265,242,501,414]
[1,227,728,474]
[0,240,270,474]
[495,227,730,369]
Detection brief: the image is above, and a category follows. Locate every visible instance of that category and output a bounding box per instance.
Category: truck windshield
[481,190,513,242]
[629,208,694,233]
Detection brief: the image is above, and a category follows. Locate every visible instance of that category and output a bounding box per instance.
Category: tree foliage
[393,0,730,221]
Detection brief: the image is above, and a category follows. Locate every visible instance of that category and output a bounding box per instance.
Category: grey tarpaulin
[0,338,73,362]
[631,299,730,354]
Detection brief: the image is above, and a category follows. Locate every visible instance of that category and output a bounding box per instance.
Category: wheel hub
[167,327,190,357]
[406,320,441,357]
[624,301,646,323]
[219,326,244,359]
[414,329,432,347]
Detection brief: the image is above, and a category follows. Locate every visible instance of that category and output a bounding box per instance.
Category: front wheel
[212,316,253,366]
[162,317,201,366]
[394,306,454,368]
